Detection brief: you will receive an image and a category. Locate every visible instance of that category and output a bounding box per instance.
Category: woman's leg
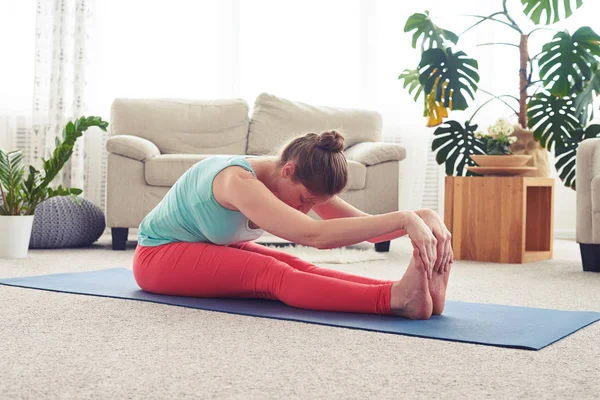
[231,242,394,285]
[133,241,394,315]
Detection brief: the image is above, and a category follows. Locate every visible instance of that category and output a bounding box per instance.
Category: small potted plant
[470,118,532,168]
[0,116,108,258]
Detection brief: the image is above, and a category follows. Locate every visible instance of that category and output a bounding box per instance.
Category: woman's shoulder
[216,159,256,182]
[191,155,250,172]
[212,157,259,209]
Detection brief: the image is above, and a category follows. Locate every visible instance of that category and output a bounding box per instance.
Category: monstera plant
[399,0,600,189]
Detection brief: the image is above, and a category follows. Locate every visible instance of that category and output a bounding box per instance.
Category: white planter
[0,215,35,259]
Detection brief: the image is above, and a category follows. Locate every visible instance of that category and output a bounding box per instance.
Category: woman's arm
[313,196,407,243]
[218,169,434,261]
[314,196,452,272]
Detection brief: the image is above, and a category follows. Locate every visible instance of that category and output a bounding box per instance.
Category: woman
[133,131,453,320]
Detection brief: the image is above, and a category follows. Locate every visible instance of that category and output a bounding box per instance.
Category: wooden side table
[444,176,554,264]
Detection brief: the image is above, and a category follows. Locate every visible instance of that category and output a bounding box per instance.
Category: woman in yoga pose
[133,131,452,319]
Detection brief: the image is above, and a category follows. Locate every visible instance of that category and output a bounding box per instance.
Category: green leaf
[481,138,512,155]
[0,148,11,191]
[527,92,581,150]
[26,115,109,214]
[538,27,600,96]
[432,120,486,176]
[404,11,459,50]
[70,193,82,205]
[23,165,40,202]
[398,68,425,102]
[521,0,583,25]
[65,121,75,136]
[573,65,600,125]
[0,150,25,215]
[554,124,600,189]
[46,185,82,198]
[419,47,479,111]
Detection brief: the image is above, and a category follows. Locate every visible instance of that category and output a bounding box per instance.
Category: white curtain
[0,0,101,203]
[32,0,92,190]
[2,0,599,217]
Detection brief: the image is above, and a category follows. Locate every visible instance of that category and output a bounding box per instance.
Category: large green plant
[0,116,109,215]
[399,0,600,188]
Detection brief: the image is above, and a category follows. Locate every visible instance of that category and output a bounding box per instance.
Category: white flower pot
[0,215,35,259]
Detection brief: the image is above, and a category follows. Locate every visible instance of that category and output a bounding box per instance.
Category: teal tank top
[138,155,264,246]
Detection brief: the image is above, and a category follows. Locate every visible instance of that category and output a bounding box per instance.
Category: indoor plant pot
[471,154,532,167]
[0,215,34,258]
[509,124,551,177]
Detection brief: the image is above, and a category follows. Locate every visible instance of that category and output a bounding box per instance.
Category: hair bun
[316,130,345,153]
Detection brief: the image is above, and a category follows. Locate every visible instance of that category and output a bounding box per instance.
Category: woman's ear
[281,162,295,178]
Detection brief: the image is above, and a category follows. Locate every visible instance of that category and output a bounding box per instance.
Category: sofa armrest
[577,138,600,244]
[106,135,161,162]
[344,142,407,166]
[577,138,600,182]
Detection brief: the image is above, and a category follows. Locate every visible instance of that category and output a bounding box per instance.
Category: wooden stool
[444,176,554,263]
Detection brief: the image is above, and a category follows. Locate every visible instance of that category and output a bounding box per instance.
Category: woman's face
[277,163,331,214]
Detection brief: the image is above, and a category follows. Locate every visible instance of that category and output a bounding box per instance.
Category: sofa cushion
[111,98,250,155]
[145,154,214,186]
[344,142,407,166]
[145,154,367,190]
[247,93,382,155]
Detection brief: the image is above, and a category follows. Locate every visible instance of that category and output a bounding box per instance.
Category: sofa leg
[375,241,391,252]
[111,228,129,251]
[580,243,600,272]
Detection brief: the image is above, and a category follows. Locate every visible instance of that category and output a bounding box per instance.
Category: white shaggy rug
[258,232,386,263]
[264,244,386,263]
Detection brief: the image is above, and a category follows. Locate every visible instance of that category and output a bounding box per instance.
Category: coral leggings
[133,241,395,315]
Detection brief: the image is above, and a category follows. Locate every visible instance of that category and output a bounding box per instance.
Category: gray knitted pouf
[29,197,106,249]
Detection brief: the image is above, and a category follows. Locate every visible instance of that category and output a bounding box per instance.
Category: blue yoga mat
[1,268,598,350]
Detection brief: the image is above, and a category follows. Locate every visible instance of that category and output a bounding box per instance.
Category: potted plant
[399,0,600,188]
[470,118,532,170]
[0,116,108,258]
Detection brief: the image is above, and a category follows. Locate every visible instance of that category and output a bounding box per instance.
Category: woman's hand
[404,212,437,279]
[415,209,453,273]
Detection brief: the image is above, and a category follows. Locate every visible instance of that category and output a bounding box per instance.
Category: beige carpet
[0,236,599,399]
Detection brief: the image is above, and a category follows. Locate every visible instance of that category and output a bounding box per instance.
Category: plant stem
[519,34,529,128]
[476,42,520,48]
[460,13,520,35]
[502,0,523,34]
[469,93,520,122]
[526,55,534,90]
[530,50,543,61]
[528,81,545,99]
[528,27,560,36]
[479,89,519,103]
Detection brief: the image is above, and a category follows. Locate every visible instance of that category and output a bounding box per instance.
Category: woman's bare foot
[429,262,452,315]
[390,249,433,320]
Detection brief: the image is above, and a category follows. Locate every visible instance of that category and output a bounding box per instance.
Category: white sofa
[577,138,600,272]
[105,93,407,251]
